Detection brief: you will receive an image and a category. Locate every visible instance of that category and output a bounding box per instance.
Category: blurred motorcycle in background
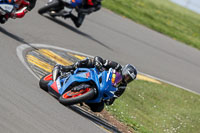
[38,0,102,27]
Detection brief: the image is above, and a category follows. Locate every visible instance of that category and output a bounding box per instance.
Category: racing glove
[115,84,127,97]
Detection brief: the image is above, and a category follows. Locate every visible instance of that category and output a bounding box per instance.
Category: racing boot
[70,13,85,28]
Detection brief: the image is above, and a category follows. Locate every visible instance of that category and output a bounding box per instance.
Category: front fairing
[48,68,98,95]
[86,68,117,103]
[0,0,16,14]
[47,67,117,103]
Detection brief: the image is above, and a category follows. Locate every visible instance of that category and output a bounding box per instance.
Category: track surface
[0,0,200,132]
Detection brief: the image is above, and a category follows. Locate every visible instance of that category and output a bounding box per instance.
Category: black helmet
[122,64,137,84]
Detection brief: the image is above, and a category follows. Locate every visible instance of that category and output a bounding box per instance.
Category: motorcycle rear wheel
[39,73,52,91]
[38,1,60,14]
[59,87,95,105]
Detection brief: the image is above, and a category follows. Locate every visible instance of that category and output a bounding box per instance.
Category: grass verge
[102,0,200,50]
[106,80,200,133]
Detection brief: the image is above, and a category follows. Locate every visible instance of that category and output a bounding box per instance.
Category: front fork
[52,65,60,81]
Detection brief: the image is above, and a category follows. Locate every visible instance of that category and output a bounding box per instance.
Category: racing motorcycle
[39,65,118,112]
[0,0,16,24]
[38,0,82,19]
[0,0,28,24]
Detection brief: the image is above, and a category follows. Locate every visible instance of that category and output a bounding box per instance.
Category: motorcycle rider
[55,56,137,112]
[70,0,102,27]
[0,0,37,24]
[11,0,30,18]
[53,0,101,27]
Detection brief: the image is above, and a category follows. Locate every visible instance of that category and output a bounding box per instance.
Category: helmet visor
[124,73,132,83]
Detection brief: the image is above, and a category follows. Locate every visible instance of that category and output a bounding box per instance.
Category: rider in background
[11,0,30,18]
[56,56,137,111]
[0,0,37,23]
[70,0,102,27]
[12,0,37,18]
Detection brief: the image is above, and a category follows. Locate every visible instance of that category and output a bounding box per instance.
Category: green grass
[106,80,200,133]
[102,0,200,50]
[102,1,200,132]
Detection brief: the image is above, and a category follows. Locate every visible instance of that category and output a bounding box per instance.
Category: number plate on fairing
[56,78,61,91]
[0,4,14,13]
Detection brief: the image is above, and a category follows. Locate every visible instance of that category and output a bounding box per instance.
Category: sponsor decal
[50,82,59,93]
[106,68,112,82]
[86,72,90,78]
[56,78,61,91]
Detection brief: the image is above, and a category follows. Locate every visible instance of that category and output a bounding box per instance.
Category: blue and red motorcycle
[39,65,118,112]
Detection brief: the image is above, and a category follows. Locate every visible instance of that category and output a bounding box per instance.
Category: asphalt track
[0,0,200,132]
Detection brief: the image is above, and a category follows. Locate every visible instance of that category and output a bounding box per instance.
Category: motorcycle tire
[38,1,60,14]
[39,73,53,91]
[59,87,95,105]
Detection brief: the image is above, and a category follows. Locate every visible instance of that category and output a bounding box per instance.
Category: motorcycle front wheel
[39,73,52,91]
[59,87,95,105]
